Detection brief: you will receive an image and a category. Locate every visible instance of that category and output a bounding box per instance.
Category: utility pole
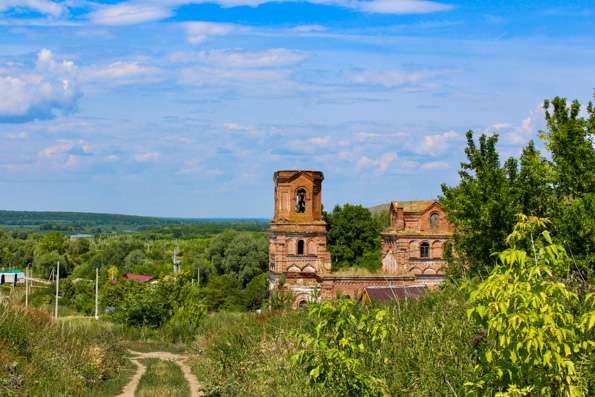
[54,261,60,319]
[173,242,181,282]
[25,263,31,308]
[94,265,99,320]
[197,266,200,286]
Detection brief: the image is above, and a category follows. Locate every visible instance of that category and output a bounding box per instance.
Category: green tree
[441,131,518,275]
[325,204,382,271]
[512,141,554,218]
[203,274,243,311]
[208,230,268,285]
[242,272,269,310]
[37,231,67,255]
[541,97,595,273]
[33,251,69,278]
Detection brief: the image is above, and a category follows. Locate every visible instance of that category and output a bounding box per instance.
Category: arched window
[420,242,430,258]
[295,188,306,213]
[430,212,440,229]
[297,240,305,255]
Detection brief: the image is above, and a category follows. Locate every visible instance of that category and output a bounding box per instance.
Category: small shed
[0,269,25,285]
[360,285,427,304]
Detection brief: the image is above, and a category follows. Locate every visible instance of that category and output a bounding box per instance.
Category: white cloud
[291,24,327,32]
[3,0,452,26]
[414,130,458,155]
[80,61,159,83]
[198,48,306,68]
[134,151,161,162]
[38,140,93,170]
[347,68,428,88]
[501,105,545,145]
[356,152,396,173]
[6,131,28,140]
[0,0,64,17]
[183,21,238,44]
[492,122,512,129]
[0,49,80,122]
[420,160,449,170]
[89,3,171,26]
[179,66,288,85]
[308,136,330,146]
[223,122,260,135]
[353,131,380,141]
[356,0,452,14]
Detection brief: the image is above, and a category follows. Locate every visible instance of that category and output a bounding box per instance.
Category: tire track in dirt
[116,350,203,397]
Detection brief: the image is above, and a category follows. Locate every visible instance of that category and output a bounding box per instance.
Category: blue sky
[0,0,593,218]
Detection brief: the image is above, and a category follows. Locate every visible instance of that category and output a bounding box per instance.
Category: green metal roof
[0,269,23,274]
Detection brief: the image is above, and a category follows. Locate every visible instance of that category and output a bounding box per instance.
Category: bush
[292,299,391,396]
[465,215,595,396]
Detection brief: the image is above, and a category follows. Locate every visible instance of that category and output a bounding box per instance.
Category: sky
[0,0,593,218]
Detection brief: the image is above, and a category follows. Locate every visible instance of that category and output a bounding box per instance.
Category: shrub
[465,215,595,396]
[291,299,392,396]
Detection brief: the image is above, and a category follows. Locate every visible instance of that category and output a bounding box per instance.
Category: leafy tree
[33,251,69,278]
[512,141,554,218]
[441,131,518,275]
[242,272,269,310]
[208,230,268,285]
[124,248,146,269]
[37,231,67,255]
[325,204,382,271]
[443,97,594,277]
[465,215,595,396]
[203,274,243,311]
[541,97,595,273]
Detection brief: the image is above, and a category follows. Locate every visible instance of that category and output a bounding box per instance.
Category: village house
[268,170,453,306]
[0,268,25,285]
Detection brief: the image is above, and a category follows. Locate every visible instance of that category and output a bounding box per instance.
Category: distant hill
[368,203,390,215]
[0,210,268,232]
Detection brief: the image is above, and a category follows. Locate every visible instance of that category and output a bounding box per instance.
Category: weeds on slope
[0,303,128,397]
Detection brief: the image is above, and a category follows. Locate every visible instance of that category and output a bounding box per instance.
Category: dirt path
[115,359,146,397]
[116,350,203,397]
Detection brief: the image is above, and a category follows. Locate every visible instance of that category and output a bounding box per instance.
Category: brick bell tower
[269,171,332,297]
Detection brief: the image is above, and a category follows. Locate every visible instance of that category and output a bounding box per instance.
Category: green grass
[136,358,190,397]
[190,285,479,396]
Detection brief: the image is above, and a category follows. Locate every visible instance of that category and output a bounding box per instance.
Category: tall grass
[190,285,479,396]
[0,302,128,397]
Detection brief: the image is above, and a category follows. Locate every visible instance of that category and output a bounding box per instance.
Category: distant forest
[0,210,268,235]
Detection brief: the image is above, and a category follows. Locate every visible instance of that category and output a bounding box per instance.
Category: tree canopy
[441,96,594,277]
[324,204,382,271]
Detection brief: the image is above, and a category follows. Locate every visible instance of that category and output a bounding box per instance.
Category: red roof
[122,272,155,283]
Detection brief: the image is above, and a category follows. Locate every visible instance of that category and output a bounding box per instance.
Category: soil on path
[116,350,203,397]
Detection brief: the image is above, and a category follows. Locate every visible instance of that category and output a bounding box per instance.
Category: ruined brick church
[268,170,453,306]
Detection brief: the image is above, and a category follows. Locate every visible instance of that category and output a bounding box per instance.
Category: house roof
[0,269,23,274]
[363,285,427,302]
[391,200,437,213]
[122,272,155,283]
